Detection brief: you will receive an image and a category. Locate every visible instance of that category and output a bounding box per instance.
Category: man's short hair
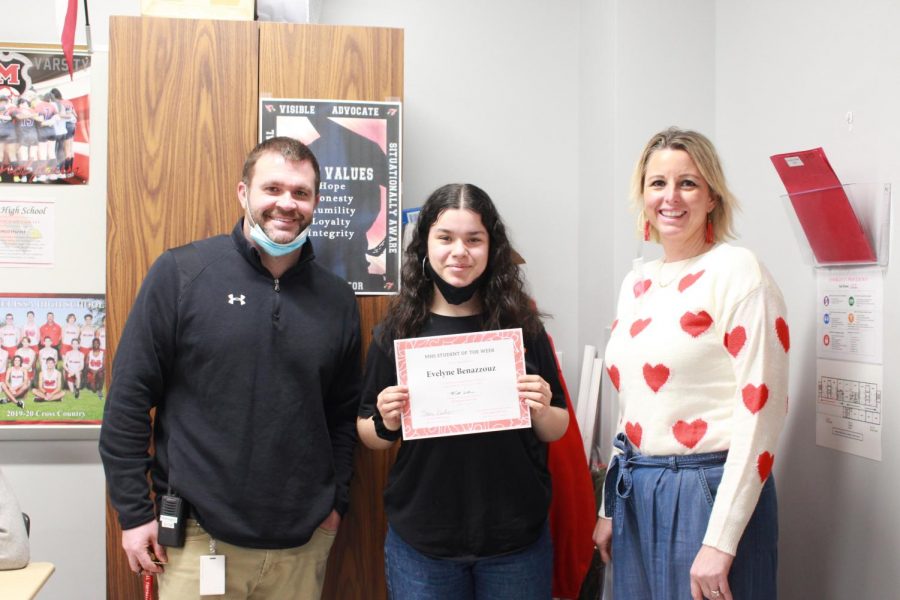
[241,136,321,193]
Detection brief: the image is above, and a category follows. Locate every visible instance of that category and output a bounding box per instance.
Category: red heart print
[680,311,713,337]
[633,279,652,298]
[672,419,707,449]
[630,318,652,337]
[611,319,618,332]
[678,270,705,292]
[775,317,790,352]
[642,363,669,393]
[757,451,774,482]
[724,326,747,357]
[625,422,642,448]
[742,383,769,414]
[607,365,620,391]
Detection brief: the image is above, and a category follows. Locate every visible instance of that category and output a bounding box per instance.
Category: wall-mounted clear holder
[780,182,891,267]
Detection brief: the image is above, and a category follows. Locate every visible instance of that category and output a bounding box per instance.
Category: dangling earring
[422,255,431,280]
[705,215,714,244]
[643,220,651,242]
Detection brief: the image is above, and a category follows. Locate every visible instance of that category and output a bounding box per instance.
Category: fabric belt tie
[603,432,728,535]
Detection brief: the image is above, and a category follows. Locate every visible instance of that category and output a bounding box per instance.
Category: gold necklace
[656,255,702,288]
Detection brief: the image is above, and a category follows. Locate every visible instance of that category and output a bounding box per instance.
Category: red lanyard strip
[143,573,154,600]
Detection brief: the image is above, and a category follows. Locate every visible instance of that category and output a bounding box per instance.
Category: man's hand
[318,509,341,533]
[122,520,167,575]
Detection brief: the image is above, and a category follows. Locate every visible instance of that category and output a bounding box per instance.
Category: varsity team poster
[0,48,91,184]
[0,294,105,426]
[260,99,401,295]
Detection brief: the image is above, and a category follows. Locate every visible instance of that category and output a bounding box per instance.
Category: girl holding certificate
[358,183,569,599]
[593,128,789,600]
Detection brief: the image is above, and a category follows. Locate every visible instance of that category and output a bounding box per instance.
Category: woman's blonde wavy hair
[631,127,739,243]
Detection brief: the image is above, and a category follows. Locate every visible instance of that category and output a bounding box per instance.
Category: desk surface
[0,562,55,599]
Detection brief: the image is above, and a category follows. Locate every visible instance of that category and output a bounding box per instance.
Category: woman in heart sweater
[593,127,789,600]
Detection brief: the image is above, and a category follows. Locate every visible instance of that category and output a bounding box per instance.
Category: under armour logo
[227,294,246,306]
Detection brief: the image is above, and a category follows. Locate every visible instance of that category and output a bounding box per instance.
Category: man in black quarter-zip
[100,137,362,599]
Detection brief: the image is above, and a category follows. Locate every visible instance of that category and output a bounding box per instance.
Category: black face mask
[424,258,487,305]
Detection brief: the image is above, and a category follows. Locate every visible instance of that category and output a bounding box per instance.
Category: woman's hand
[592,517,613,563]
[376,385,409,431]
[690,544,734,600]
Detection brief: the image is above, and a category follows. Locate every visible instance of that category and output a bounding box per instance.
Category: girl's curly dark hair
[380,183,545,345]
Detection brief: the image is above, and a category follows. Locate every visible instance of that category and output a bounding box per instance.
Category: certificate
[394,328,529,440]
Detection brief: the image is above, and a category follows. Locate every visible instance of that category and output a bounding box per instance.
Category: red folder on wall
[770,148,876,263]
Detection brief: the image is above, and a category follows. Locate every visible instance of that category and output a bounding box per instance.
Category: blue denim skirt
[605,434,777,599]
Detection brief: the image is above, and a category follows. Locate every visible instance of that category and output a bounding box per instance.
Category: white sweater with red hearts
[603,243,789,555]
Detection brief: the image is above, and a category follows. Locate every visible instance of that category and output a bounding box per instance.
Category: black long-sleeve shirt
[99,222,361,549]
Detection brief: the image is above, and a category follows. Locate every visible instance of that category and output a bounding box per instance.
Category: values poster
[0,294,105,426]
[260,99,401,294]
[0,48,91,184]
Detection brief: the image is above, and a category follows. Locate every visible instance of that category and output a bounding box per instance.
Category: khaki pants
[158,519,336,599]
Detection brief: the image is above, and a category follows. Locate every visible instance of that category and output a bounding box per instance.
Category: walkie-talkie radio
[157,490,186,547]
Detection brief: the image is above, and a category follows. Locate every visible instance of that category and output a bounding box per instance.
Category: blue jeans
[384,523,553,600]
[607,434,778,599]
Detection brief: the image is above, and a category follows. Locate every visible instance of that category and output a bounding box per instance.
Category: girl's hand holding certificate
[376,385,409,432]
[517,374,552,416]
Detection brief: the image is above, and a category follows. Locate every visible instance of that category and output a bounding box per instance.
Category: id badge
[199,555,225,595]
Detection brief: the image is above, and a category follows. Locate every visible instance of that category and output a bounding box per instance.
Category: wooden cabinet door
[107,15,259,599]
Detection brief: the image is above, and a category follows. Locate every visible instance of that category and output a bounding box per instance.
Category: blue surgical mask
[246,213,310,257]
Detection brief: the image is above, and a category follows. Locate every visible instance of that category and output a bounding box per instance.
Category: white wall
[0,1,128,596]
[2,441,106,597]
[319,0,582,380]
[576,0,615,357]
[576,0,716,465]
[581,1,900,597]
[0,0,141,596]
[715,2,900,597]
[577,0,716,352]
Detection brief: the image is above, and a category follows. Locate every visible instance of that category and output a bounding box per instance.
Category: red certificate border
[394,328,528,440]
